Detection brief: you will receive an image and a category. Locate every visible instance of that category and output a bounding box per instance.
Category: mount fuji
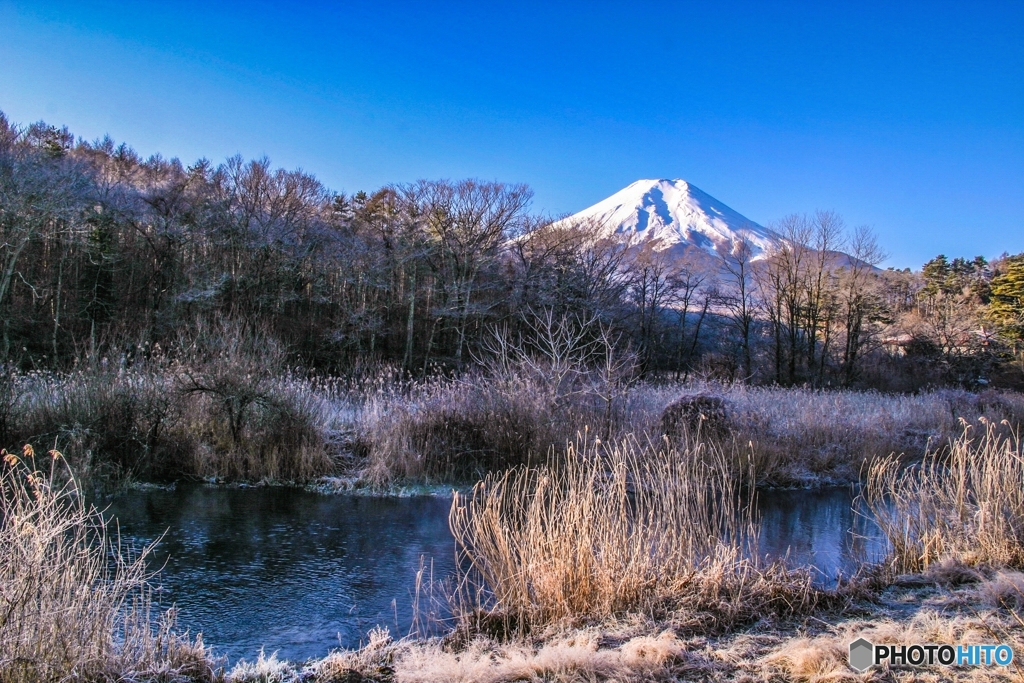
[557,179,781,261]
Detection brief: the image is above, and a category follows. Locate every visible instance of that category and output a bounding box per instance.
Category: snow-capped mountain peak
[559,179,779,259]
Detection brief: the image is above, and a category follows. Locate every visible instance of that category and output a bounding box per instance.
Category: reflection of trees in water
[103,488,456,658]
[754,488,885,583]
[117,487,449,559]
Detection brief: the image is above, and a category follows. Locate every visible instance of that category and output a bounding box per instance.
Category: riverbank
[232,423,1024,681]
[4,363,1023,490]
[226,574,1022,682]
[5,420,1024,681]
[225,424,1024,681]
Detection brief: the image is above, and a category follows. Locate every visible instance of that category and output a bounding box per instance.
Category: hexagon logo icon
[849,637,874,672]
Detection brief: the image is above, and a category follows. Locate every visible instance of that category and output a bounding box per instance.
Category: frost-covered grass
[354,371,1024,488]
[4,358,1023,489]
[220,573,1024,683]
[712,384,1024,486]
[8,422,1024,682]
[868,421,1024,574]
[1,364,338,485]
[0,445,214,682]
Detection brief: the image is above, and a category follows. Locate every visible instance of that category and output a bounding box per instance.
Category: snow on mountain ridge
[559,179,781,260]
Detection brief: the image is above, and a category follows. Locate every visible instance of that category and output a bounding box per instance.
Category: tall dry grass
[7,351,1022,488]
[175,371,336,483]
[356,315,642,485]
[448,434,818,637]
[0,444,214,681]
[356,370,598,484]
[866,420,1024,574]
[721,385,1024,486]
[355,371,1024,487]
[8,366,177,482]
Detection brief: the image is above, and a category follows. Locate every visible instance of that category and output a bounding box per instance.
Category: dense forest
[1,111,1022,389]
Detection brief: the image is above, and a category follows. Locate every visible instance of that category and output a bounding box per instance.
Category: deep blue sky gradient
[1,1,1021,268]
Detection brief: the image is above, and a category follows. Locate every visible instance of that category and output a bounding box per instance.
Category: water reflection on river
[106,487,455,663]
[756,486,886,583]
[104,484,886,663]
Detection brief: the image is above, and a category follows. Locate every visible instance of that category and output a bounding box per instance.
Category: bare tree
[719,237,756,380]
[667,259,709,378]
[411,179,532,368]
[804,210,845,380]
[625,240,674,373]
[756,214,812,383]
[838,226,886,384]
[0,120,91,359]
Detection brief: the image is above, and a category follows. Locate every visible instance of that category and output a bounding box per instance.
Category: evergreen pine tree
[989,253,1024,345]
[922,255,951,297]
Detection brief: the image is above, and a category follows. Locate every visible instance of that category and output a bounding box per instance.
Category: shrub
[357,315,642,485]
[358,371,568,484]
[175,326,335,482]
[358,376,1024,488]
[3,360,339,485]
[676,385,1024,487]
[10,367,179,483]
[660,393,729,443]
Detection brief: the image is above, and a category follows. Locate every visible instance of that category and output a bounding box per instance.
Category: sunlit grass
[448,433,818,636]
[867,420,1024,574]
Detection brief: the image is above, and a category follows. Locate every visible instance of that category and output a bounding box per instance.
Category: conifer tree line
[1,112,1022,388]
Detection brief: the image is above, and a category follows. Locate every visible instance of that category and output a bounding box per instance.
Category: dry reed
[0,444,215,682]
[356,369,1024,488]
[8,356,1022,488]
[448,433,818,636]
[4,365,337,485]
[866,420,1024,574]
[709,385,1024,486]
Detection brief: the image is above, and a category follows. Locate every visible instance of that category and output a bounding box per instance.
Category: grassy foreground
[5,426,1024,681]
[226,581,1024,682]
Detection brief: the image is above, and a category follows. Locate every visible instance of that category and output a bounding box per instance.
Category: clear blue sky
[1,0,1021,268]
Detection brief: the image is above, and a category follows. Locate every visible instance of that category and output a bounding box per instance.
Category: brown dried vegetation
[0,445,215,682]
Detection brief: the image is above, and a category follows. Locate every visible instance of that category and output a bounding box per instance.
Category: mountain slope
[557,179,780,260]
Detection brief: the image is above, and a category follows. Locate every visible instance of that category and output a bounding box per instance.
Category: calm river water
[103,484,886,663]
